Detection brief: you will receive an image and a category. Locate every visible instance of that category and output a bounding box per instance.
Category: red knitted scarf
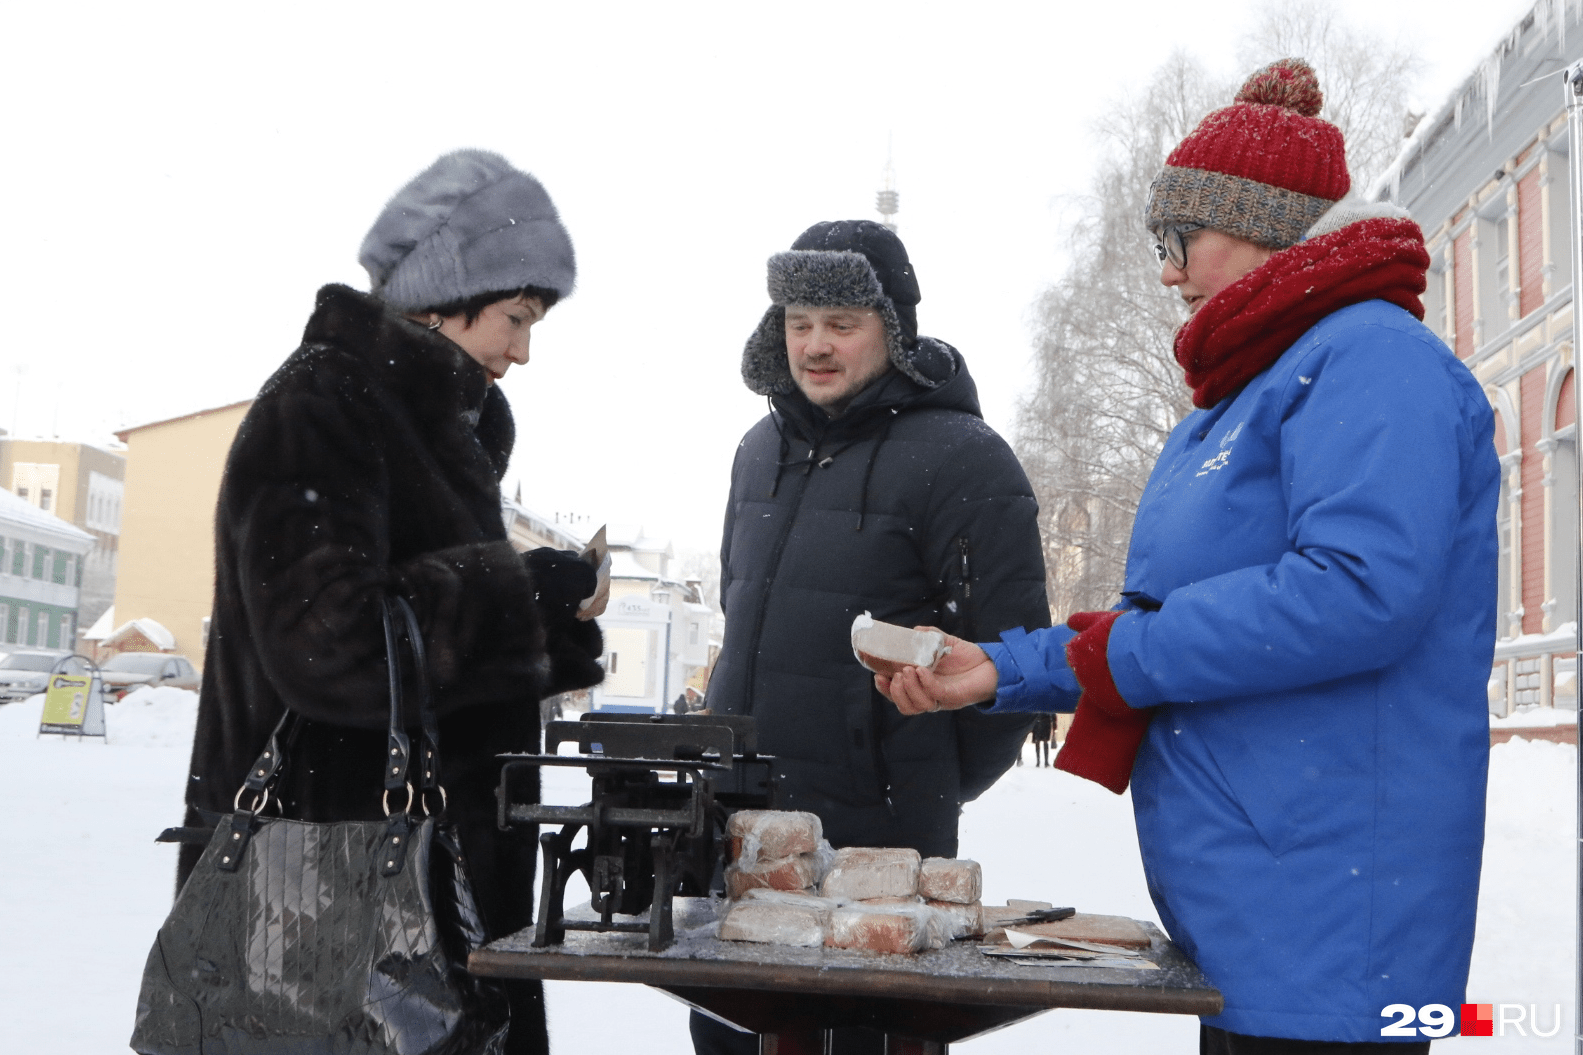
[1173,217,1432,409]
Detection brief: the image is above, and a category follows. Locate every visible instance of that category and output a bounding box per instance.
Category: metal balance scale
[496,713,775,952]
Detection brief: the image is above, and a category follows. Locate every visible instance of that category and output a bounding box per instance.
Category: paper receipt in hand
[578,525,611,612]
[850,612,950,677]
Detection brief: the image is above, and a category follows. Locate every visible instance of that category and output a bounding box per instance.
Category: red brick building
[1382,0,1579,715]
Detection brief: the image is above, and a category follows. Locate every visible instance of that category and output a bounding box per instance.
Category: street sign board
[39,673,105,740]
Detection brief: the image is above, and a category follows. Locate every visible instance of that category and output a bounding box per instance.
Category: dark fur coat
[178,284,603,1052]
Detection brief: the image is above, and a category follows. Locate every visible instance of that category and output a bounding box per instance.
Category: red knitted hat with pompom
[1147,58,1350,248]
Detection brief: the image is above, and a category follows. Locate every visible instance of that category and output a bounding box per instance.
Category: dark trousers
[690,1010,885,1055]
[503,981,548,1055]
[1201,1025,1431,1055]
[471,768,549,1055]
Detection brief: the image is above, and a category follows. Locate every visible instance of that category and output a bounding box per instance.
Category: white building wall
[590,595,673,713]
[85,472,123,534]
[590,587,716,713]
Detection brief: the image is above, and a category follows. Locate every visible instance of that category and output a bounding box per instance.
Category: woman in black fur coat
[177,151,605,1055]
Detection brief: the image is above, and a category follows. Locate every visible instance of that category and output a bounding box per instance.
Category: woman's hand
[876,631,999,715]
[577,554,611,621]
[525,547,599,622]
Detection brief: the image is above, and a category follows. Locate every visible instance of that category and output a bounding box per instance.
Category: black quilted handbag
[131,597,510,1055]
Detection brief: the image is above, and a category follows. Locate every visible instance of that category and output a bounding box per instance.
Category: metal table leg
[883,1036,946,1055]
[760,1030,829,1055]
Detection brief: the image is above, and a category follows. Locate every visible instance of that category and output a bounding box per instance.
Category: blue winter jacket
[983,300,1499,1042]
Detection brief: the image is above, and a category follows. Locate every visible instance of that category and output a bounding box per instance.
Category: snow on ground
[0,692,1572,1053]
[1491,704,1578,729]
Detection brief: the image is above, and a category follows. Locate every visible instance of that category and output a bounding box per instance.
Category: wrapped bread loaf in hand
[851,613,949,677]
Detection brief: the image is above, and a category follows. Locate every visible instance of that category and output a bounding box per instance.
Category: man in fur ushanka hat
[695,221,1050,1053]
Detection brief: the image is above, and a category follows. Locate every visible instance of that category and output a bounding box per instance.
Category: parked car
[0,651,89,703]
[99,653,200,700]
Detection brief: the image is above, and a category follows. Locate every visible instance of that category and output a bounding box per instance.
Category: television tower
[876,136,899,232]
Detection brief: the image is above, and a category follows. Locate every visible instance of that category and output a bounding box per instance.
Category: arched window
[1493,408,1518,638]
[1548,369,1577,636]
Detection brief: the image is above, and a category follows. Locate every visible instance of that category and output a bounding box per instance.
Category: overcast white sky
[0,0,1540,553]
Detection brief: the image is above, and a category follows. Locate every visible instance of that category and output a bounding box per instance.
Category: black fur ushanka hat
[741,220,949,396]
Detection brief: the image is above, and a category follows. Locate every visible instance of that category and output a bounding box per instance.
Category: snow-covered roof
[610,551,660,581]
[500,497,585,550]
[1495,621,1578,660]
[607,523,673,556]
[82,606,116,641]
[0,487,95,547]
[1372,0,1580,205]
[100,618,176,652]
[114,399,253,441]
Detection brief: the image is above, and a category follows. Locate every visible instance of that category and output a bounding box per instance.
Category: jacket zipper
[954,536,977,639]
[871,537,972,816]
[871,702,896,815]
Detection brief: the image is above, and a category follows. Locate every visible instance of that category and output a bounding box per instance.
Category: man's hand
[875,630,998,715]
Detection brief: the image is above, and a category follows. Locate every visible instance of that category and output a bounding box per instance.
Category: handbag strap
[383,595,443,809]
[217,594,442,874]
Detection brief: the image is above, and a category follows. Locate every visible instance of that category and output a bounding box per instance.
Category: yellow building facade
[112,401,252,667]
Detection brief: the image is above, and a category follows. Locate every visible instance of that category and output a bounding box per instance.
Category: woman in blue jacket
[881,60,1498,1053]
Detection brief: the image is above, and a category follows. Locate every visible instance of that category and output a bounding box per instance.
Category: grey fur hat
[359,149,575,312]
[742,220,947,396]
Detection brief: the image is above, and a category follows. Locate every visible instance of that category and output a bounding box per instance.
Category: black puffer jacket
[713,347,1047,857]
[177,286,603,1015]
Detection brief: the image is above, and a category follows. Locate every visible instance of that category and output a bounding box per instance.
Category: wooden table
[470,899,1221,1054]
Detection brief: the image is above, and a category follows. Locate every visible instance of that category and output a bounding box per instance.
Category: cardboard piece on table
[1003,930,1143,957]
[981,909,1151,948]
[1004,899,1053,913]
[1008,913,1152,949]
[981,948,1161,970]
[979,903,1050,944]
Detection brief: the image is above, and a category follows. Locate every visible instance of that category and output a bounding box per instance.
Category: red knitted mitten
[1053,611,1153,795]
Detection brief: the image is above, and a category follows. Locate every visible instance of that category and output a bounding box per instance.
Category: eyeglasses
[1151,224,1204,270]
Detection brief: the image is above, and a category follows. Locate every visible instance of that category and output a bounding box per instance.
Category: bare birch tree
[1017,1,1421,617]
